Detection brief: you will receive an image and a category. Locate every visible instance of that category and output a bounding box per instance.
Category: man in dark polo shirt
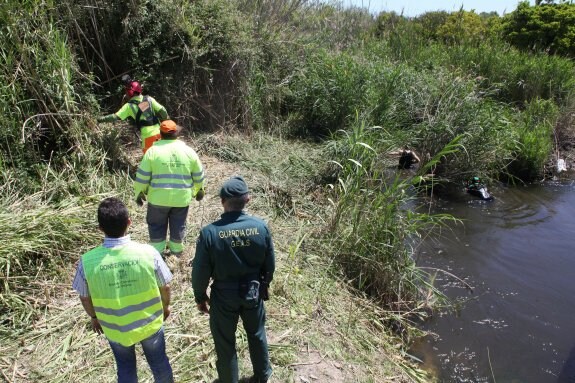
[192,175,275,383]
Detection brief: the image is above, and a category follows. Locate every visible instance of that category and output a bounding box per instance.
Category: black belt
[212,274,259,289]
[138,120,158,128]
[212,281,239,289]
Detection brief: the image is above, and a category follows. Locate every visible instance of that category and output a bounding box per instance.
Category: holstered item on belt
[239,280,260,302]
[213,273,264,302]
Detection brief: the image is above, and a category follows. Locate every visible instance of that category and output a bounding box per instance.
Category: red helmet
[125,81,143,98]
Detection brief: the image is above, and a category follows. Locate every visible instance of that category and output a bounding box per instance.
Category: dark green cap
[220,176,249,198]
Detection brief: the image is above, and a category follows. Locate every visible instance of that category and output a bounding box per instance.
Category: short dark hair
[97,197,129,238]
[224,194,249,211]
[160,131,178,140]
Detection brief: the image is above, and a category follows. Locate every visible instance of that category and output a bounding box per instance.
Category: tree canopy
[502,1,575,56]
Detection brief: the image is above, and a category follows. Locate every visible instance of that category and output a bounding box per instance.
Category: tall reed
[0,152,132,336]
[324,121,456,318]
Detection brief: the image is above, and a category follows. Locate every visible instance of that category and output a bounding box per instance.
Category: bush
[324,121,453,313]
[507,98,558,180]
[502,1,575,57]
[0,1,88,173]
[62,0,254,131]
[437,10,489,44]
[443,42,575,106]
[285,49,371,137]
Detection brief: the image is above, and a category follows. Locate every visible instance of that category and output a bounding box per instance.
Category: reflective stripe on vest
[82,243,163,346]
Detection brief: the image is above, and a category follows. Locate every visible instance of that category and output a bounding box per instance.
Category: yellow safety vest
[115,95,164,142]
[134,139,205,207]
[82,242,163,346]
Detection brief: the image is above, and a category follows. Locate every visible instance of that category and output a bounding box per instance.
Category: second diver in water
[466,176,494,201]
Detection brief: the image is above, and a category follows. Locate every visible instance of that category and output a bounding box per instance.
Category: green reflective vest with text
[82,243,163,347]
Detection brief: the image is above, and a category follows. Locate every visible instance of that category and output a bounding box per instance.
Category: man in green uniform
[192,176,275,383]
[98,78,169,153]
[72,197,174,383]
[134,120,205,257]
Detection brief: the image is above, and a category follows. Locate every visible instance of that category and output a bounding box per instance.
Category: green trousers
[209,289,272,383]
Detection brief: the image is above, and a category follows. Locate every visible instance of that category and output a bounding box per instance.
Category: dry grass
[0,132,426,383]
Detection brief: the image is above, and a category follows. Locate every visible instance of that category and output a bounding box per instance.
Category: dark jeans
[108,327,173,383]
[146,203,189,254]
[209,289,272,383]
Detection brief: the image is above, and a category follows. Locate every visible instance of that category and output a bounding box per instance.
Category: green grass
[0,132,431,382]
[0,141,132,336]
[323,122,457,316]
[0,84,459,383]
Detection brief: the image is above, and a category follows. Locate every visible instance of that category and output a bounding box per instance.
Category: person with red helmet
[98,76,169,153]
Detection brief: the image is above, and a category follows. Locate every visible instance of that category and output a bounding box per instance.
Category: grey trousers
[146,203,189,254]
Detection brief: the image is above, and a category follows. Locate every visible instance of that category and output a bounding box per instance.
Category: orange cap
[160,120,177,133]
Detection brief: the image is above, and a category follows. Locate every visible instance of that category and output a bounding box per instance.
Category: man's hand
[197,300,210,314]
[163,305,171,320]
[91,317,103,334]
[136,193,146,207]
[260,281,270,301]
[195,189,205,202]
[97,114,118,123]
[80,296,102,334]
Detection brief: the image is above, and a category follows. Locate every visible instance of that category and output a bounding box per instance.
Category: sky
[340,0,535,17]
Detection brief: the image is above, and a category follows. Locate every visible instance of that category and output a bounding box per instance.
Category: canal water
[413,181,575,383]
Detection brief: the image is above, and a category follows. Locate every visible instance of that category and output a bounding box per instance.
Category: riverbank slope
[0,132,427,382]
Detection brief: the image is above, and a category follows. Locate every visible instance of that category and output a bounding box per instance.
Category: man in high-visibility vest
[98,78,169,153]
[72,197,174,383]
[192,176,275,383]
[134,120,205,258]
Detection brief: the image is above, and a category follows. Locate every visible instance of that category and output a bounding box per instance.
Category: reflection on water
[557,344,575,383]
[413,181,575,383]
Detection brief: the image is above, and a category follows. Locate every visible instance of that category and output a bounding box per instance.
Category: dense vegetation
[2,0,575,380]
